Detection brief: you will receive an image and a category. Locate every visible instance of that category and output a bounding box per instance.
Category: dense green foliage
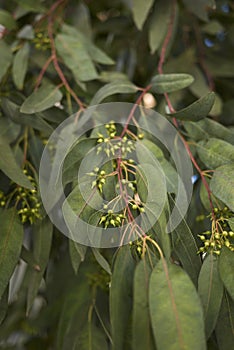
[0,0,234,349]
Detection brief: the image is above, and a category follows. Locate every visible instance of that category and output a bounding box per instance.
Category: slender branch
[158,0,177,74]
[121,84,152,137]
[47,15,84,110]
[35,56,53,90]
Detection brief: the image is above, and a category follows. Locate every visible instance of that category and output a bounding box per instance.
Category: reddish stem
[47,15,84,110]
[158,0,177,74]
[35,56,53,90]
[121,84,152,137]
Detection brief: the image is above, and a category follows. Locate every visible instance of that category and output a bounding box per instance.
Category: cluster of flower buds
[88,167,106,193]
[0,169,42,224]
[198,207,234,255]
[198,229,234,255]
[33,32,50,50]
[99,209,126,229]
[96,122,135,158]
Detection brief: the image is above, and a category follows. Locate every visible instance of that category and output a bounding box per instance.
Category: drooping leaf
[0,40,13,82]
[131,0,154,30]
[218,247,234,300]
[55,33,98,82]
[69,240,87,274]
[150,73,194,94]
[1,98,54,135]
[132,260,155,350]
[62,24,114,65]
[0,115,21,143]
[90,81,138,105]
[171,92,215,121]
[91,248,111,275]
[0,9,17,30]
[189,66,222,116]
[110,246,135,350]
[12,43,30,90]
[197,138,234,169]
[74,323,108,350]
[198,254,224,338]
[184,117,234,145]
[27,217,53,314]
[136,139,178,193]
[0,135,33,189]
[210,164,234,211]
[20,81,63,114]
[148,0,172,54]
[149,259,206,350]
[0,208,24,299]
[170,197,201,287]
[57,280,91,350]
[215,291,234,350]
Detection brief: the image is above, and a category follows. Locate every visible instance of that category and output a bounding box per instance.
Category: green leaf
[62,24,114,65]
[1,98,53,135]
[0,10,17,30]
[74,323,108,350]
[150,73,194,94]
[132,260,155,350]
[17,24,34,39]
[110,246,135,350]
[57,281,91,349]
[228,217,234,232]
[90,81,138,105]
[16,0,46,13]
[210,164,234,211]
[0,135,33,189]
[189,66,222,116]
[12,43,30,90]
[171,92,216,121]
[55,34,98,82]
[91,248,111,275]
[132,0,154,30]
[170,194,201,287]
[0,208,24,299]
[69,240,87,274]
[20,81,63,114]
[218,247,234,300]
[149,259,206,350]
[136,139,178,193]
[0,41,12,82]
[182,0,216,22]
[198,254,224,338]
[149,0,172,54]
[0,115,21,143]
[197,138,234,169]
[184,118,234,145]
[215,291,234,350]
[27,217,53,314]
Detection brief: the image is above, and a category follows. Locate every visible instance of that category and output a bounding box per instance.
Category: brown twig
[47,14,84,110]
[35,56,53,90]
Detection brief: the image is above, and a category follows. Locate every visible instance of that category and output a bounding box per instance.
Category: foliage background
[0,0,234,349]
